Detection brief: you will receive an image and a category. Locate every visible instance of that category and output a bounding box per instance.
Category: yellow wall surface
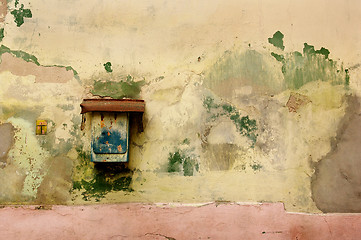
[1,0,361,213]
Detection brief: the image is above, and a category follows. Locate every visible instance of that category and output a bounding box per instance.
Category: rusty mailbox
[80,99,145,162]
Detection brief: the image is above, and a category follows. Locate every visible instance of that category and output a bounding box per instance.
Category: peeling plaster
[0,122,14,165]
[0,52,74,83]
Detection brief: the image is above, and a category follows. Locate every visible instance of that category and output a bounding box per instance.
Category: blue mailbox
[80,99,145,162]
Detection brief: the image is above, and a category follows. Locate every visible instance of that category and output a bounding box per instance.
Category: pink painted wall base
[0,203,360,239]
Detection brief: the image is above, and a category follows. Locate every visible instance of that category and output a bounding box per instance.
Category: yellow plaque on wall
[36,120,47,135]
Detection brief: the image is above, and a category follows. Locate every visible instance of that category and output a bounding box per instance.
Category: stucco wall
[0,0,361,213]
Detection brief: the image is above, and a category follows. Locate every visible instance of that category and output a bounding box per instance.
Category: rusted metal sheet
[80,99,145,114]
[91,112,129,162]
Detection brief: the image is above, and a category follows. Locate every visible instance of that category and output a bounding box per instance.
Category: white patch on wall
[207,120,250,147]
[6,117,50,199]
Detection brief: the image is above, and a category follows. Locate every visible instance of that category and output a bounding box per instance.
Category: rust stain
[107,132,110,136]
[0,53,74,83]
[117,144,123,152]
[80,99,145,114]
[100,120,105,128]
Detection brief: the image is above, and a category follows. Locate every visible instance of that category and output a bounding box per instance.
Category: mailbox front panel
[91,112,129,162]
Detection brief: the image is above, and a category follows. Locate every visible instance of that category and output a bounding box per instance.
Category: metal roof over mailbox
[80,99,145,114]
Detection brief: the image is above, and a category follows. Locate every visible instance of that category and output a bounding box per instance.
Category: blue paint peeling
[91,112,129,162]
[92,129,127,154]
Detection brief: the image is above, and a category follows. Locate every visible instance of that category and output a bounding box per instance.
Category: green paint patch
[10,3,32,27]
[104,62,113,73]
[64,66,79,80]
[0,29,4,42]
[268,31,349,89]
[168,148,199,176]
[271,52,284,62]
[315,47,330,59]
[0,45,79,80]
[204,49,284,95]
[0,45,40,65]
[91,75,145,99]
[268,31,285,50]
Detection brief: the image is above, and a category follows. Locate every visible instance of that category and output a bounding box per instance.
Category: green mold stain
[221,103,235,113]
[204,49,284,94]
[167,149,199,176]
[345,69,350,86]
[0,29,4,42]
[268,31,349,89]
[75,147,91,166]
[230,114,257,144]
[10,3,32,27]
[282,43,347,89]
[202,96,258,144]
[250,163,262,171]
[203,96,219,112]
[91,75,145,99]
[182,138,190,145]
[183,158,197,177]
[103,62,113,73]
[56,104,74,111]
[72,148,133,201]
[167,151,183,173]
[73,175,133,201]
[268,31,285,50]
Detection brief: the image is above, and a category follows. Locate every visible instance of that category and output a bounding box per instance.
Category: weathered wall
[2,203,361,239]
[0,0,361,213]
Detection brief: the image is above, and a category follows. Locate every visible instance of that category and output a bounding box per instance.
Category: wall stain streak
[312,96,361,212]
